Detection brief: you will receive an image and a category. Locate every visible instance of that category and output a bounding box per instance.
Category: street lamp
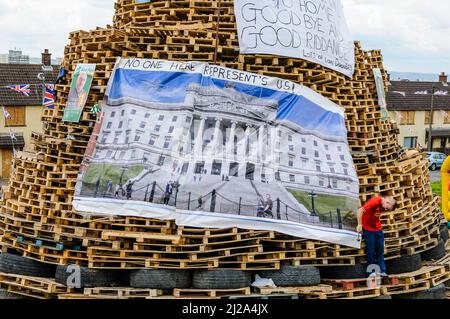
[428,85,436,152]
[119,165,129,185]
[308,190,318,217]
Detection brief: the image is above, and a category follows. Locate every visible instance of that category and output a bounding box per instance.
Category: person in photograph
[257,194,274,218]
[164,181,174,205]
[126,181,135,200]
[67,70,88,109]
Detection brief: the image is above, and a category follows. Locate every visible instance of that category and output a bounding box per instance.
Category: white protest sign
[234,0,355,77]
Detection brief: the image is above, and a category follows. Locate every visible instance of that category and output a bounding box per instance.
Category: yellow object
[440,156,450,221]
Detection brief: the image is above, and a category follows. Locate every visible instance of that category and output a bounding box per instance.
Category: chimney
[439,72,447,83]
[41,49,51,66]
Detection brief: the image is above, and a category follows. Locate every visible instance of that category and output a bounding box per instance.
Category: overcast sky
[0,0,449,74]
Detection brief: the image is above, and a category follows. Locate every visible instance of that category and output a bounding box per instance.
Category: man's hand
[356,224,363,233]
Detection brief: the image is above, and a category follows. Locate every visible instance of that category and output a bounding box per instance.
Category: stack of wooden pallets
[0,0,448,299]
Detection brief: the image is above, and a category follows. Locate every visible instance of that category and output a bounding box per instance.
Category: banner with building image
[73,58,361,248]
[63,64,96,123]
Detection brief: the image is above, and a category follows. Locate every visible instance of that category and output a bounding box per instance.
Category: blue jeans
[363,229,387,274]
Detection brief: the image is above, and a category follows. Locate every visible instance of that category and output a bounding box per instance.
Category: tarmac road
[429,170,441,183]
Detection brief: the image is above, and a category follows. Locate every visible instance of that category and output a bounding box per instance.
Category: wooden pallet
[173,287,251,298]
[0,272,72,299]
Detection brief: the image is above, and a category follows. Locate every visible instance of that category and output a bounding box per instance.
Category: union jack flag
[43,84,55,109]
[6,84,31,97]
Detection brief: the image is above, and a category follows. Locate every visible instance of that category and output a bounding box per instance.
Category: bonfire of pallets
[0,0,448,299]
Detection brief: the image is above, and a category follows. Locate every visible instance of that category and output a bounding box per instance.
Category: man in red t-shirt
[356,196,397,277]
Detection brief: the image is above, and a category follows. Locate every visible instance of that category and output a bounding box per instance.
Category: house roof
[0,64,59,106]
[387,81,450,111]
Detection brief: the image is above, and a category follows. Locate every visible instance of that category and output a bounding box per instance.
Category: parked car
[426,152,447,171]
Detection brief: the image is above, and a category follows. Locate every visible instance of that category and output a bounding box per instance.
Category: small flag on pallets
[43,84,56,109]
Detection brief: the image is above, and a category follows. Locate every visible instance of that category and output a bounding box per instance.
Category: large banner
[234,0,355,78]
[73,58,361,248]
[63,64,96,123]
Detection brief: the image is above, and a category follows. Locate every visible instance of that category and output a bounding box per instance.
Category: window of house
[155,125,161,132]
[118,121,123,129]
[163,137,172,149]
[332,179,338,189]
[425,111,435,125]
[290,175,296,183]
[131,109,137,115]
[337,146,343,152]
[304,176,310,184]
[158,156,165,166]
[340,155,345,161]
[106,151,113,158]
[319,179,325,187]
[315,162,321,172]
[172,116,178,122]
[5,106,26,127]
[106,122,112,129]
[330,167,336,173]
[301,137,306,143]
[140,122,146,129]
[404,137,418,148]
[121,110,125,116]
[302,148,306,155]
[315,151,320,158]
[186,117,192,123]
[158,115,164,121]
[289,145,294,152]
[444,111,450,124]
[131,150,137,159]
[145,113,150,119]
[400,111,415,125]
[149,135,157,146]
[326,154,332,161]
[168,126,175,134]
[119,151,125,159]
[111,111,116,118]
[289,157,294,167]
[288,135,293,142]
[134,134,141,142]
[344,168,349,176]
[314,140,318,147]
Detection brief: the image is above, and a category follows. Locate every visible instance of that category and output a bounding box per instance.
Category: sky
[0,0,449,74]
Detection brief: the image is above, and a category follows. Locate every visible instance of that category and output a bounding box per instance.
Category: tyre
[0,288,28,299]
[440,224,449,243]
[319,264,368,280]
[385,254,422,274]
[55,265,128,288]
[260,266,321,287]
[421,240,446,261]
[192,270,252,289]
[0,253,56,278]
[130,269,191,289]
[392,284,446,299]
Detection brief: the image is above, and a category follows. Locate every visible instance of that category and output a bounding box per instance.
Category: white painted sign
[234,0,355,77]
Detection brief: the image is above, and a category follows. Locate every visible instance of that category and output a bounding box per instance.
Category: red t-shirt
[362,196,383,232]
